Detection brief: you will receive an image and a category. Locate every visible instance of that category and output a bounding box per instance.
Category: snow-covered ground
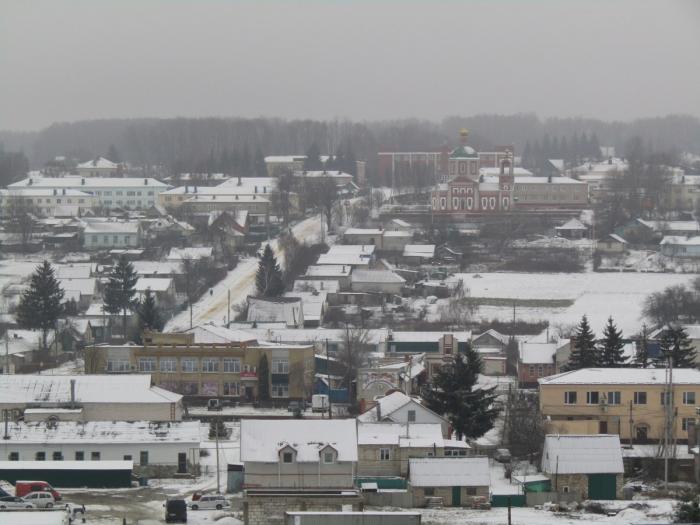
[439,271,697,337]
[165,214,325,331]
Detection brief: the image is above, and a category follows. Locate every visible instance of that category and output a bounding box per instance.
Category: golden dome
[459,128,469,137]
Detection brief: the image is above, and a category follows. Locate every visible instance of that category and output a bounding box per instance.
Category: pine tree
[599,316,626,367]
[16,260,64,353]
[104,256,139,341]
[657,325,697,368]
[255,244,284,297]
[634,324,651,368]
[303,143,323,171]
[258,354,270,402]
[137,288,164,338]
[565,315,600,370]
[422,344,500,440]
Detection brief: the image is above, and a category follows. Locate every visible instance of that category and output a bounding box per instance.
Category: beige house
[357,422,469,478]
[409,457,490,507]
[541,434,624,500]
[539,368,700,443]
[358,391,450,437]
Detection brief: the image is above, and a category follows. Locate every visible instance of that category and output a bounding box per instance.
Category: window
[634,391,647,405]
[682,418,696,432]
[323,451,334,464]
[202,358,219,373]
[407,410,416,422]
[683,392,696,405]
[379,448,391,461]
[564,391,577,404]
[223,382,240,396]
[223,358,241,373]
[140,451,149,465]
[562,486,570,493]
[587,391,600,404]
[123,455,132,461]
[139,358,156,372]
[91,452,101,460]
[107,359,130,372]
[537,365,544,376]
[660,392,673,405]
[607,391,621,405]
[36,451,46,461]
[8,452,19,461]
[272,359,289,374]
[271,384,289,398]
[160,358,177,373]
[52,452,63,461]
[282,452,293,463]
[75,451,84,461]
[124,235,130,244]
[529,365,535,376]
[424,488,435,496]
[181,358,198,373]
[466,487,477,496]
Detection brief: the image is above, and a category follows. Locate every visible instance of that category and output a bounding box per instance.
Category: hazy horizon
[2,0,699,132]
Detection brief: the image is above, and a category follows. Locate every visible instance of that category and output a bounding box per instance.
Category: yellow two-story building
[539,368,700,444]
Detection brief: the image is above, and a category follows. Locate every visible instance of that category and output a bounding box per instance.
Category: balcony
[240,371,258,381]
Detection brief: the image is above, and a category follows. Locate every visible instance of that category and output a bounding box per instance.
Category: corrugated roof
[541,434,623,474]
[409,457,490,487]
[351,270,405,284]
[539,367,700,385]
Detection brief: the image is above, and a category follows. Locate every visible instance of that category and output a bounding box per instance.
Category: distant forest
[1,114,699,184]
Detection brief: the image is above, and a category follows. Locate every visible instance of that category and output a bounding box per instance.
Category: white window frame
[683,391,696,405]
[564,391,577,404]
[201,358,219,373]
[379,448,391,461]
[159,358,177,373]
[223,358,241,373]
[181,358,198,373]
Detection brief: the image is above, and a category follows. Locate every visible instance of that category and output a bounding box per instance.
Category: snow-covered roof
[56,264,94,279]
[541,434,623,474]
[479,167,533,177]
[166,246,213,261]
[184,324,258,344]
[265,155,307,163]
[317,253,371,266]
[164,178,276,195]
[473,329,509,346]
[131,261,183,276]
[606,233,628,244]
[247,296,304,327]
[0,188,93,197]
[539,367,700,385]
[293,280,339,293]
[58,277,96,296]
[357,423,462,450]
[660,235,700,246]
[344,228,383,236]
[409,457,490,487]
[9,176,167,189]
[403,244,436,258]
[135,277,172,293]
[556,218,587,231]
[82,220,140,234]
[305,265,352,277]
[0,460,132,471]
[641,220,700,234]
[240,419,358,463]
[572,158,628,174]
[351,270,405,285]
[356,391,443,424]
[3,330,55,356]
[382,230,412,238]
[387,331,471,343]
[515,176,583,185]
[181,194,270,204]
[0,374,181,405]
[520,342,556,364]
[1,420,200,445]
[77,157,119,169]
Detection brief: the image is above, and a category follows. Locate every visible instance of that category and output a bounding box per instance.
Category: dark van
[165,498,187,523]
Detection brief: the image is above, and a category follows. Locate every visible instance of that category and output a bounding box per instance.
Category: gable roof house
[541,434,624,500]
[240,419,358,489]
[518,341,557,387]
[358,391,449,438]
[409,456,490,507]
[351,270,405,295]
[247,296,304,328]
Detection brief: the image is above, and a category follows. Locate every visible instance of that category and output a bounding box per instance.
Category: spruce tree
[657,325,697,368]
[253,147,267,177]
[137,288,164,338]
[258,354,270,402]
[634,324,651,368]
[104,256,139,341]
[422,344,500,440]
[565,315,600,370]
[16,260,64,353]
[255,244,284,297]
[599,316,626,367]
[303,143,323,171]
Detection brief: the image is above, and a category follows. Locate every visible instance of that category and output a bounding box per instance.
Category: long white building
[0,188,98,217]
[8,176,170,210]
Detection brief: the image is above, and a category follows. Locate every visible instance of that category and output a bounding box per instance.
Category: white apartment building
[76,157,121,177]
[0,188,98,217]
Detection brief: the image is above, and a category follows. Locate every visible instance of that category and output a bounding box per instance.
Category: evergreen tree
[303,143,323,171]
[674,495,700,523]
[344,145,357,176]
[565,315,600,370]
[137,288,164,338]
[104,256,139,341]
[505,336,519,376]
[634,324,651,368]
[422,344,500,440]
[107,144,121,163]
[16,261,64,353]
[258,354,270,402]
[657,325,697,368]
[599,316,626,367]
[253,147,267,177]
[255,244,284,297]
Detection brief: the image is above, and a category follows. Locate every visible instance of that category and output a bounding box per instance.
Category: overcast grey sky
[1,0,699,131]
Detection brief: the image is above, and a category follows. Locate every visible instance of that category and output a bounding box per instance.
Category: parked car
[165,498,187,523]
[188,494,230,510]
[207,398,223,411]
[0,495,35,509]
[15,480,61,500]
[23,491,56,508]
[287,400,305,412]
[311,394,329,413]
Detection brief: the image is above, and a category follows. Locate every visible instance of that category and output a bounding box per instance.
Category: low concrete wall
[526,491,578,506]
[363,490,413,508]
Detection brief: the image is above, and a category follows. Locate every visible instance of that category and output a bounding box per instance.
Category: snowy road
[165,214,325,331]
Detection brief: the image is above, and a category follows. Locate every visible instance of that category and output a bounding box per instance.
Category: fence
[525,491,578,506]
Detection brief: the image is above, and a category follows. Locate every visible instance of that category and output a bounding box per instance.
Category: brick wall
[244,495,361,525]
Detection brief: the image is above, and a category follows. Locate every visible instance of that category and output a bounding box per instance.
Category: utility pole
[326,338,332,420]
[5,334,9,375]
[227,289,231,327]
[663,356,673,490]
[215,417,221,494]
[628,400,634,447]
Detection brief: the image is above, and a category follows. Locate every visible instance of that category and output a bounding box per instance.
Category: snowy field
[445,271,696,337]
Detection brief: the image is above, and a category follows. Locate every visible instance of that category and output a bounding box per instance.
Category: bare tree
[83,344,105,374]
[270,169,294,225]
[6,196,36,252]
[438,280,476,329]
[507,390,545,460]
[337,324,371,398]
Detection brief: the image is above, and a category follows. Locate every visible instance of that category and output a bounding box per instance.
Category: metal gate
[587,473,617,499]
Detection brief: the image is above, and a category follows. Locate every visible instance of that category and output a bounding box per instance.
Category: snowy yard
[440,271,697,337]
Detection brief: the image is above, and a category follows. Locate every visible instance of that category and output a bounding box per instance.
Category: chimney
[376,400,382,421]
[194,186,198,193]
[185,186,188,194]
[62,188,66,195]
[547,175,552,183]
[254,186,258,193]
[608,157,613,165]
[263,186,267,194]
[70,379,76,409]
[81,178,85,185]
[53,189,57,195]
[237,176,242,186]
[144,178,148,185]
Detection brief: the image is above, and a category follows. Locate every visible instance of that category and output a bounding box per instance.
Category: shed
[0,460,132,488]
[596,234,627,254]
[409,457,490,507]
